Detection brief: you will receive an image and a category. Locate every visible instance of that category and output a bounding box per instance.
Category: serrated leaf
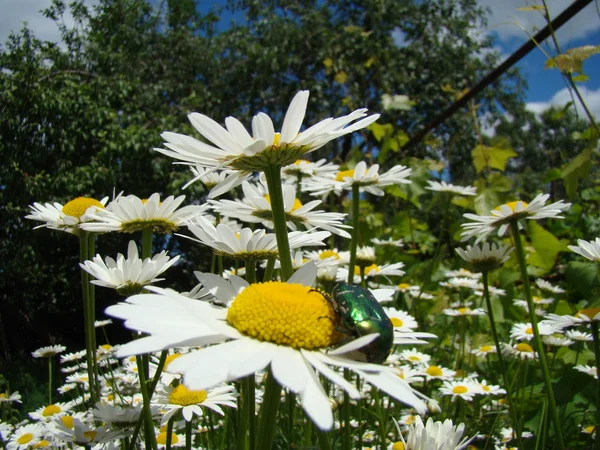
[472,144,517,173]
[527,221,569,272]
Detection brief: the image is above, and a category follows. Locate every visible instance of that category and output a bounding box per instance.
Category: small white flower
[82,193,207,234]
[535,278,565,294]
[80,241,180,295]
[471,344,497,357]
[6,423,43,450]
[574,364,597,377]
[422,364,457,381]
[0,391,21,403]
[455,242,513,272]
[400,348,432,365]
[440,277,480,290]
[439,380,483,401]
[32,345,66,358]
[502,342,537,360]
[29,401,73,421]
[461,194,570,242]
[542,334,574,347]
[371,237,404,247]
[282,158,340,182]
[444,269,481,279]
[26,196,108,234]
[425,180,477,196]
[510,322,556,341]
[396,416,475,450]
[565,329,593,342]
[443,307,486,317]
[478,380,506,396]
[569,237,600,262]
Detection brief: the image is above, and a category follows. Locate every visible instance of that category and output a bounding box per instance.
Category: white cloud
[478,0,600,47]
[526,85,600,118]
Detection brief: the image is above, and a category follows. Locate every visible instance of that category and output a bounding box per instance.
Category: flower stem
[347,184,360,284]
[510,221,564,449]
[245,260,257,284]
[590,321,600,450]
[87,232,100,398]
[264,164,293,281]
[317,430,331,450]
[185,419,192,450]
[136,354,158,450]
[482,271,524,450]
[48,358,52,405]
[78,231,97,405]
[263,256,276,282]
[166,416,175,450]
[255,370,283,449]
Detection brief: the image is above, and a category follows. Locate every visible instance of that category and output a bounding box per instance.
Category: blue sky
[1,0,599,121]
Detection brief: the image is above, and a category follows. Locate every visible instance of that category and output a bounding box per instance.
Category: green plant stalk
[341,368,351,450]
[510,221,564,449]
[263,256,276,282]
[166,416,175,450]
[136,354,157,450]
[247,376,256,450]
[245,260,257,285]
[87,232,100,398]
[347,184,360,284]
[317,430,331,450]
[590,321,600,450]
[238,377,250,450]
[482,271,524,449]
[255,370,283,449]
[79,230,97,405]
[185,419,192,450]
[264,164,293,281]
[48,358,52,405]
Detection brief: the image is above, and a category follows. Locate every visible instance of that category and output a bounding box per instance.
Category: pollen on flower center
[458,307,471,314]
[426,366,443,377]
[62,197,104,218]
[453,385,468,394]
[273,132,281,146]
[42,404,61,416]
[17,434,34,445]
[336,169,355,182]
[392,442,405,450]
[495,200,528,212]
[295,159,310,165]
[525,327,533,335]
[157,431,179,445]
[83,431,97,442]
[355,263,379,276]
[61,416,75,429]
[168,384,207,406]
[320,250,340,260]
[227,282,340,349]
[516,343,533,353]
[480,345,493,352]
[390,318,404,327]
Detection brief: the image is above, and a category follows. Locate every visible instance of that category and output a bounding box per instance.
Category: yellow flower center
[458,307,471,314]
[452,385,468,394]
[516,343,534,353]
[525,327,533,335]
[577,308,600,321]
[408,355,421,362]
[482,385,491,392]
[355,264,379,276]
[42,404,61,416]
[34,440,50,448]
[426,366,443,377]
[480,345,493,352]
[168,384,208,406]
[227,282,339,349]
[18,434,34,445]
[405,415,415,425]
[319,250,340,260]
[585,425,596,434]
[61,416,75,429]
[390,318,404,327]
[495,200,528,212]
[295,159,310,165]
[62,197,104,218]
[273,133,281,146]
[0,393,6,399]
[392,442,405,450]
[83,431,97,442]
[336,169,355,182]
[157,431,179,445]
[164,353,183,370]
[100,344,112,351]
[264,195,303,212]
[397,283,411,290]
[532,296,541,303]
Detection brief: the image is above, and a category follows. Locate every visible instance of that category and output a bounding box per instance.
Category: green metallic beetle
[328,282,394,364]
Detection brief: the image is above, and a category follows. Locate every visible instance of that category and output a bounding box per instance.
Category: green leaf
[565,261,600,300]
[572,73,589,82]
[369,122,393,142]
[473,188,500,215]
[527,221,569,272]
[472,144,517,173]
[562,147,592,199]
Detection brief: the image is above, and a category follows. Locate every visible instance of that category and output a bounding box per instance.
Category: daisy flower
[498,427,534,443]
[29,402,73,422]
[0,391,21,403]
[26,196,108,234]
[337,262,405,283]
[565,329,593,342]
[60,350,86,364]
[574,365,597,377]
[185,165,243,195]
[385,309,418,332]
[156,429,184,448]
[156,90,379,176]
[6,423,43,450]
[80,241,180,296]
[0,422,13,440]
[282,158,339,182]
[535,278,565,294]
[49,417,125,446]
[510,322,556,341]
[478,380,506,396]
[460,194,571,242]
[444,268,481,279]
[455,242,513,272]
[392,365,425,384]
[32,345,66,358]
[443,307,486,317]
[502,342,537,360]
[210,180,351,237]
[82,193,206,234]
[105,263,427,430]
[425,180,477,196]
[184,215,331,261]
[371,237,404,247]
[543,334,574,347]
[439,277,479,290]
[395,416,475,450]
[400,348,432,365]
[93,403,158,426]
[305,161,411,196]
[154,383,237,424]
[422,364,457,381]
[568,237,600,262]
[471,344,497,357]
[439,380,483,401]
[95,319,113,328]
